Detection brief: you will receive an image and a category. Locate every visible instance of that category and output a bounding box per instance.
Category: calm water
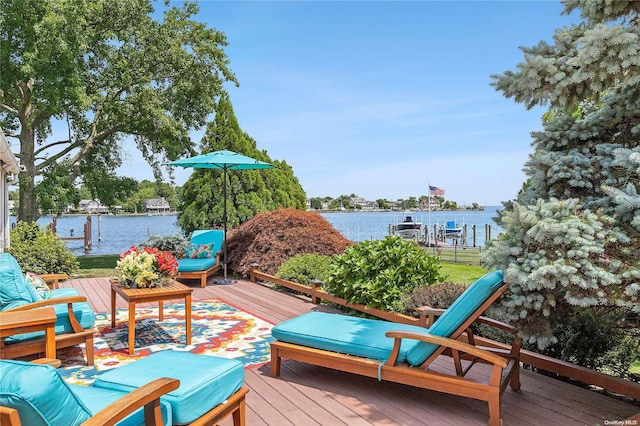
[21,207,502,256]
[321,207,502,246]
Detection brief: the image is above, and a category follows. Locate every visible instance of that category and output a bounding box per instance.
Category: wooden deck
[61,275,639,425]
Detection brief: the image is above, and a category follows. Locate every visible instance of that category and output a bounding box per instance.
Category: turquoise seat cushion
[71,384,172,426]
[406,269,504,366]
[4,287,96,344]
[0,360,91,426]
[177,257,218,272]
[93,350,244,425]
[0,253,34,310]
[272,312,427,364]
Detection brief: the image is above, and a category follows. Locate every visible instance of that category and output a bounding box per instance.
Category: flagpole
[428,182,431,247]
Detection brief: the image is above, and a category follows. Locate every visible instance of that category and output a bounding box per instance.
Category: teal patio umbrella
[169,150,274,284]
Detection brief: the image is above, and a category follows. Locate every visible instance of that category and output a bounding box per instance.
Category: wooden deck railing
[249,265,640,401]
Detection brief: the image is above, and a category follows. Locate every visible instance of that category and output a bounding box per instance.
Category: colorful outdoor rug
[58,299,274,386]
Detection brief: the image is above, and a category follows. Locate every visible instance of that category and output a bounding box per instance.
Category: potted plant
[116,246,178,288]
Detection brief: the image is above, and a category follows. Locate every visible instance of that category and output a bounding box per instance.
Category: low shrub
[405,281,467,311]
[7,221,79,275]
[542,305,640,380]
[139,234,188,258]
[226,208,352,276]
[323,236,442,313]
[276,253,333,285]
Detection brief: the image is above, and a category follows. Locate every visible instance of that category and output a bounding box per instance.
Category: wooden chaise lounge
[270,270,521,426]
[177,230,224,288]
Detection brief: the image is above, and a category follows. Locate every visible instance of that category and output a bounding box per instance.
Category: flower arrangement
[116,246,178,288]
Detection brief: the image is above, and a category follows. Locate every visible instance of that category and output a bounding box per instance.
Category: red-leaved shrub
[226,208,353,276]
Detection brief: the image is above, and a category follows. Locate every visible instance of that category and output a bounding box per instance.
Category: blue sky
[118,0,580,206]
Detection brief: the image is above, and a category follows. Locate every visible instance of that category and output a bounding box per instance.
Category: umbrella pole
[217,166,235,284]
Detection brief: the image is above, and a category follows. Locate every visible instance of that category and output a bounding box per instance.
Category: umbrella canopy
[169,150,274,171]
[169,150,274,284]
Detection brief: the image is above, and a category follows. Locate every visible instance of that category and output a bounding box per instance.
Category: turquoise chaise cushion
[272,270,504,367]
[93,350,244,425]
[272,312,426,363]
[178,229,224,273]
[190,229,224,247]
[0,360,172,426]
[405,269,503,365]
[177,257,218,272]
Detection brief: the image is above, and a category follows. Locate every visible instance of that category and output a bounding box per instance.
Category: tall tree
[0,0,237,221]
[483,0,640,370]
[178,94,306,233]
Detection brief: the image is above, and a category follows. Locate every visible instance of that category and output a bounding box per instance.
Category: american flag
[429,185,445,196]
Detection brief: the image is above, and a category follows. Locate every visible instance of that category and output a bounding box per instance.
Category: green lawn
[74,254,118,278]
[438,263,488,284]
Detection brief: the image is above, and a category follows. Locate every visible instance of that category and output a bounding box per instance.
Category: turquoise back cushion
[190,230,224,249]
[0,360,91,426]
[0,253,34,311]
[406,269,504,366]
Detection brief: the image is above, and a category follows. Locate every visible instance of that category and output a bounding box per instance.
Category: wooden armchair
[1,295,95,365]
[0,253,95,365]
[0,359,179,426]
[270,270,521,426]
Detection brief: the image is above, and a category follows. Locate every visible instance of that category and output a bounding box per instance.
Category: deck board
[60,275,640,425]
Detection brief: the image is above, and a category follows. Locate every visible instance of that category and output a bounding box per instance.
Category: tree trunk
[17,127,38,223]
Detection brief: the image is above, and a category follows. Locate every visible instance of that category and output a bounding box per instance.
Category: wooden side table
[0,307,57,361]
[110,280,193,355]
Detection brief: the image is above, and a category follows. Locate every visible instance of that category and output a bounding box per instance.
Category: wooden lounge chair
[270,270,521,426]
[177,230,224,288]
[0,254,95,365]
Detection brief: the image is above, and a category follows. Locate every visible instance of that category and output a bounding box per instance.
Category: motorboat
[444,221,463,238]
[390,215,422,240]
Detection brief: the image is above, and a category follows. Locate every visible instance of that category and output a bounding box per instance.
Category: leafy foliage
[226,208,352,276]
[177,94,307,233]
[323,236,442,313]
[7,221,78,275]
[276,253,333,285]
[139,234,188,259]
[1,0,237,221]
[484,0,640,373]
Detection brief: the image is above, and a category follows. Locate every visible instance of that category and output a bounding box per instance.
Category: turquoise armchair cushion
[0,360,172,426]
[93,350,243,425]
[405,269,504,366]
[0,253,34,310]
[272,312,425,363]
[71,384,172,426]
[0,360,91,426]
[4,287,96,344]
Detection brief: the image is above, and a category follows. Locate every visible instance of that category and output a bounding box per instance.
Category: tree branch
[34,139,73,156]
